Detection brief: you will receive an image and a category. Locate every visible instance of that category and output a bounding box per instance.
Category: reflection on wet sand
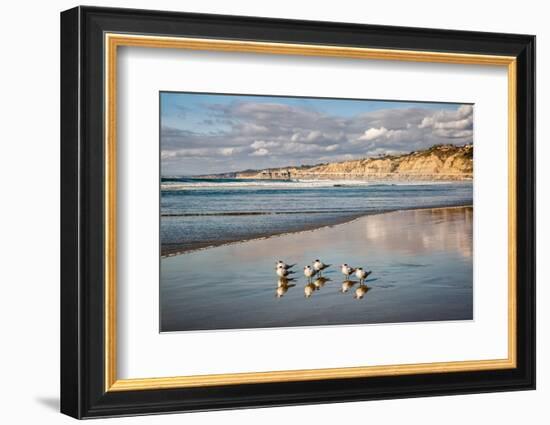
[277,277,295,287]
[354,284,370,300]
[304,277,333,298]
[313,276,331,289]
[276,277,296,298]
[304,282,316,298]
[363,207,473,258]
[277,275,369,301]
[341,280,357,293]
[161,207,473,331]
[216,207,473,266]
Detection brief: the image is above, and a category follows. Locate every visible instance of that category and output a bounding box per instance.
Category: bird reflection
[277,277,295,287]
[304,282,316,298]
[313,276,331,290]
[340,280,357,293]
[353,284,370,300]
[276,277,296,298]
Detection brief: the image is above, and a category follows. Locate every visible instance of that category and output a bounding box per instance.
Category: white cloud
[418,105,473,133]
[280,143,325,154]
[250,148,269,156]
[290,130,344,144]
[161,150,176,159]
[357,127,406,143]
[434,116,473,130]
[458,104,473,117]
[220,147,237,156]
[251,140,279,149]
[434,129,473,138]
[162,148,213,159]
[359,127,388,141]
[239,123,269,135]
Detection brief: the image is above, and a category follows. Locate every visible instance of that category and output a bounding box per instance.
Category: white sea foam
[160,179,456,191]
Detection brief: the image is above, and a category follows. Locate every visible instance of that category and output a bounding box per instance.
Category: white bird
[355,268,372,284]
[276,260,295,270]
[276,264,295,278]
[340,264,356,279]
[303,265,317,282]
[313,259,331,275]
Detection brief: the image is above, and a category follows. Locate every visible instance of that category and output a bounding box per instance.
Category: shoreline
[195,176,473,182]
[162,203,473,258]
[161,178,473,190]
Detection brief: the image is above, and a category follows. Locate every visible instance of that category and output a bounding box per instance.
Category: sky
[160,92,473,176]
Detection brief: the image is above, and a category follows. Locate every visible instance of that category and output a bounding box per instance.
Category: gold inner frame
[104,33,517,392]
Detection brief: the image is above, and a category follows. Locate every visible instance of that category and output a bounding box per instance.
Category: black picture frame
[61,5,535,419]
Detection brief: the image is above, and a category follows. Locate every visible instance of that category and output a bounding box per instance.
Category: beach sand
[160,206,473,332]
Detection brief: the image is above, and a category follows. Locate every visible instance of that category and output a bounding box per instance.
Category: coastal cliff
[201,144,473,181]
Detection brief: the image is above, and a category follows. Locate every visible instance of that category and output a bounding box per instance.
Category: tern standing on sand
[276,264,295,278]
[276,260,295,270]
[313,259,331,276]
[304,265,317,282]
[355,268,371,284]
[340,264,356,279]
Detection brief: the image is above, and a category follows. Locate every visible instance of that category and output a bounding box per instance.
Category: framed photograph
[60,6,535,419]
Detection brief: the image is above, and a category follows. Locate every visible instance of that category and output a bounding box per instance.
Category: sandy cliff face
[207,144,473,181]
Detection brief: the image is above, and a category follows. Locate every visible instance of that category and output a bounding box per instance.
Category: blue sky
[160,92,473,176]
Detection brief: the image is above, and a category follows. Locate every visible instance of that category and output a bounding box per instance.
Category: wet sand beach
[160,180,474,256]
[160,206,473,332]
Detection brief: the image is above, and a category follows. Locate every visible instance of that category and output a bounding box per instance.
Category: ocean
[160,178,473,255]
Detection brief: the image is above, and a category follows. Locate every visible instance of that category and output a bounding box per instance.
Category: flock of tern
[274,259,372,299]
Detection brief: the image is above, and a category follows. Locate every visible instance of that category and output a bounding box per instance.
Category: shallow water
[160,178,473,255]
[160,206,473,332]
